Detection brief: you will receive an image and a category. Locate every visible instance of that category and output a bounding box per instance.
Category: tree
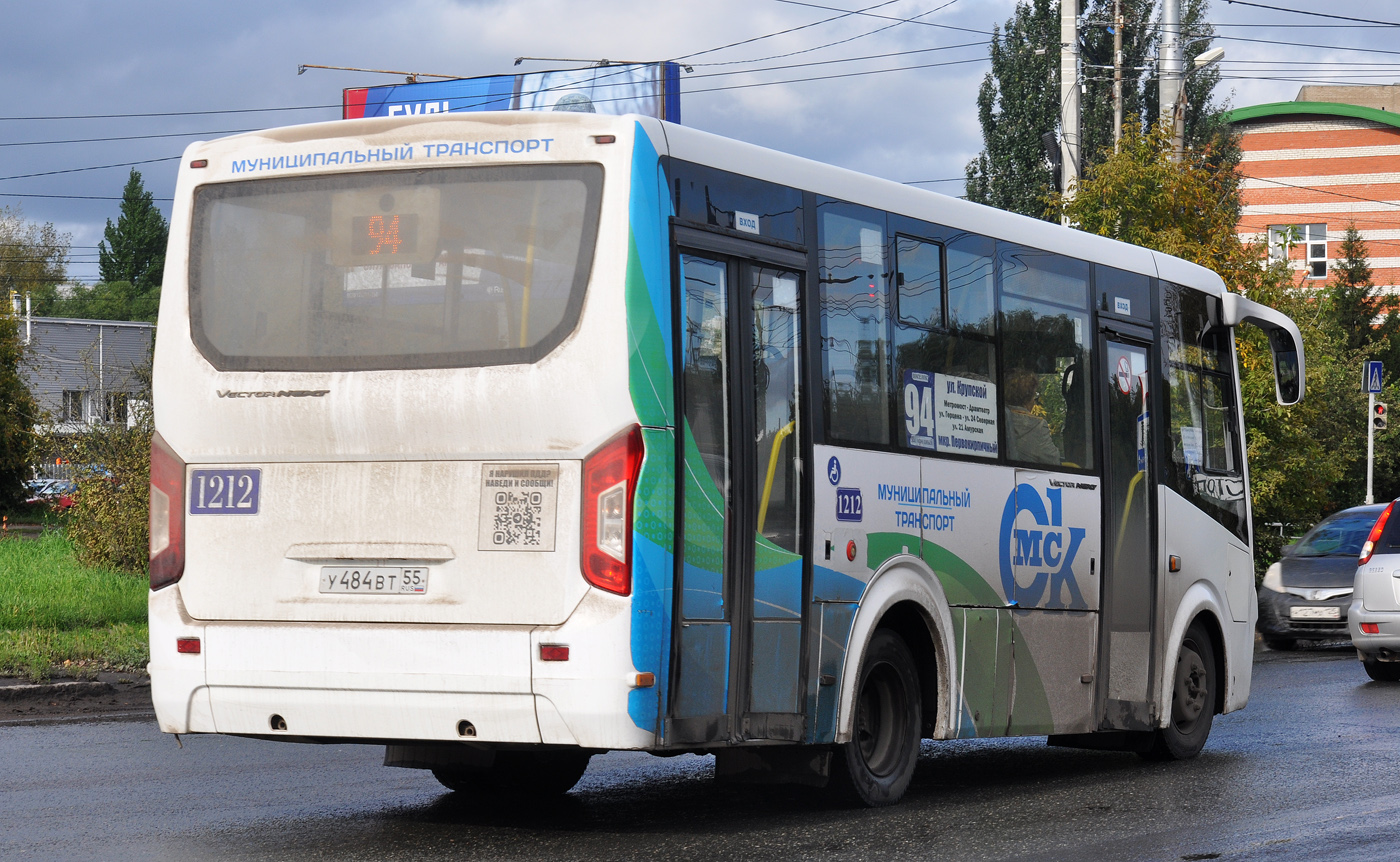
[0,205,68,306]
[1325,224,1400,360]
[1078,0,1155,170]
[1142,0,1228,157]
[98,169,167,308]
[0,207,58,508]
[38,280,157,324]
[964,0,1061,218]
[1056,124,1250,286]
[968,0,1230,217]
[0,307,37,511]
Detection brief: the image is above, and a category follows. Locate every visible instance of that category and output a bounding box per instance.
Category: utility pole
[1158,0,1183,160]
[1112,0,1124,149]
[1060,0,1081,209]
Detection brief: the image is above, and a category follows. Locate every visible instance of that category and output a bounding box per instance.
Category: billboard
[344,62,681,123]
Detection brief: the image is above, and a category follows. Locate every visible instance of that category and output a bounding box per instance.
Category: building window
[61,390,85,423]
[1303,223,1328,278]
[1266,225,1293,263]
[1266,223,1327,277]
[104,392,128,425]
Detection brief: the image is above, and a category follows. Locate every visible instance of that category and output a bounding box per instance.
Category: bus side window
[997,245,1094,470]
[1160,282,1247,542]
[818,201,891,446]
[892,230,997,456]
[895,235,943,329]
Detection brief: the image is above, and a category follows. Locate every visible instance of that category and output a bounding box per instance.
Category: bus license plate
[319,566,428,595]
[1290,606,1340,620]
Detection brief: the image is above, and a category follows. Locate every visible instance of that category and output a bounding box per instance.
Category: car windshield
[1293,512,1380,557]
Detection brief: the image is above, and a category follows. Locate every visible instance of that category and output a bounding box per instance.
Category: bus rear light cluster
[1360,501,1395,565]
[580,425,644,596]
[150,431,187,590]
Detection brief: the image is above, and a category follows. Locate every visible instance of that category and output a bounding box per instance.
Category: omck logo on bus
[998,484,1088,609]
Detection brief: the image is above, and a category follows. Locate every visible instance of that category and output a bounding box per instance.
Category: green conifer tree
[98,170,168,315]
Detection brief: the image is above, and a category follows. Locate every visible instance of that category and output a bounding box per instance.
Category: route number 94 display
[319,566,429,594]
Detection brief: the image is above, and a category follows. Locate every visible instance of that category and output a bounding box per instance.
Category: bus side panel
[625,122,676,735]
[812,445,1104,740]
[1159,486,1253,713]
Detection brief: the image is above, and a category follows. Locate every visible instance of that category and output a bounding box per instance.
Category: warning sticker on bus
[478,463,559,552]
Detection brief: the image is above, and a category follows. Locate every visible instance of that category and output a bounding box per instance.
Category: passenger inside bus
[1004,367,1061,465]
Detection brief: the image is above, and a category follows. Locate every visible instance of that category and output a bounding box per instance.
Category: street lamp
[1168,45,1225,160]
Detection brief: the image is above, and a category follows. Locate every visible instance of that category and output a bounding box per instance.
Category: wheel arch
[1157,580,1233,726]
[834,559,957,743]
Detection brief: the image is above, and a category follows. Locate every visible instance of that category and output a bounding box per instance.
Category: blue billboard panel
[344,63,680,123]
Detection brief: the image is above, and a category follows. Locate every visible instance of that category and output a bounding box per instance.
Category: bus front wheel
[831,629,921,806]
[1142,622,1216,761]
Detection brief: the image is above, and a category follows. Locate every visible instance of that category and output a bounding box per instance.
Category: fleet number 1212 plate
[319,566,428,594]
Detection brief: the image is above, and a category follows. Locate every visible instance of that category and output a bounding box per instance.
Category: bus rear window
[189,164,603,371]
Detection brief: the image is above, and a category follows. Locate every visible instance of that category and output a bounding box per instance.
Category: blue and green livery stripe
[625,123,677,733]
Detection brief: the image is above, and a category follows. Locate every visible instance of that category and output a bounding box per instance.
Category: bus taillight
[581,425,644,596]
[150,431,187,590]
[1361,501,1395,565]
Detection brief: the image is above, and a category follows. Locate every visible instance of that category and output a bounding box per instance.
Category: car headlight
[1262,562,1284,593]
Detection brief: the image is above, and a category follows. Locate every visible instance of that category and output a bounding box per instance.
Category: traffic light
[1376,402,1389,431]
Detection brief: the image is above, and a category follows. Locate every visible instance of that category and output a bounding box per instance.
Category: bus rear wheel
[433,750,592,797]
[830,629,921,806]
[1142,622,1216,761]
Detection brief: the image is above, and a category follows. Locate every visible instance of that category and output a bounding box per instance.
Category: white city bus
[149,110,1304,806]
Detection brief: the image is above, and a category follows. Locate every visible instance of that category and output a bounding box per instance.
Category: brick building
[1227,85,1400,293]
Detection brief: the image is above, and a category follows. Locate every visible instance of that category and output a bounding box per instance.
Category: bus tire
[1142,621,1216,761]
[830,629,921,807]
[433,750,593,797]
[1362,655,1400,682]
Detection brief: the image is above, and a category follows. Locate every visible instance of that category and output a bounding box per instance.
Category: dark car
[1258,503,1387,650]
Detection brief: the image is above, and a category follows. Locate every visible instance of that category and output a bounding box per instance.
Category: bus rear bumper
[148,586,654,749]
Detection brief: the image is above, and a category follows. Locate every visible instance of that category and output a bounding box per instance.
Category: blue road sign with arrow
[1367,360,1384,394]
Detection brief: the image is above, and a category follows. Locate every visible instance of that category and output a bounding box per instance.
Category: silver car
[1348,500,1400,681]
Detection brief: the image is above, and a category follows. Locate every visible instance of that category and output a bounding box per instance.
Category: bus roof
[178,110,1227,300]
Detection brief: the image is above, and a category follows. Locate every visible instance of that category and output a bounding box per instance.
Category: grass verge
[0,531,148,681]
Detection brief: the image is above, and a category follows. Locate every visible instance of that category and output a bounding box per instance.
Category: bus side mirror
[1219,292,1306,406]
[1267,328,1301,405]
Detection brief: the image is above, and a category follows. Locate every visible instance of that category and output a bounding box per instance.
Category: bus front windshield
[189,163,604,372]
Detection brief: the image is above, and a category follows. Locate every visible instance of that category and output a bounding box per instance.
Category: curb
[0,680,114,702]
[0,711,155,728]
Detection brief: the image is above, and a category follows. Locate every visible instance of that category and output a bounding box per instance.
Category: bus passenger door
[1097,330,1158,730]
[668,240,808,746]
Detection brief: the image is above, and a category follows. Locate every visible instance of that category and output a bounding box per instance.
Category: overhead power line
[674,0,909,62]
[0,128,260,149]
[0,104,339,122]
[696,0,966,68]
[0,193,174,202]
[1222,0,1400,27]
[1214,33,1400,58]
[774,0,992,36]
[0,156,180,184]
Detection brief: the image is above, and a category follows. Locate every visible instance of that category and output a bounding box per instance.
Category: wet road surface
[4,646,1399,861]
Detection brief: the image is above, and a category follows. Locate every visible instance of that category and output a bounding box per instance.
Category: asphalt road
[4,646,1399,861]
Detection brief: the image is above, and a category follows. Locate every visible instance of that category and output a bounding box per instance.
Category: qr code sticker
[479,464,559,552]
[492,491,544,547]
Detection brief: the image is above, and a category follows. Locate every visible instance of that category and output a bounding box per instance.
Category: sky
[1,0,1397,286]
